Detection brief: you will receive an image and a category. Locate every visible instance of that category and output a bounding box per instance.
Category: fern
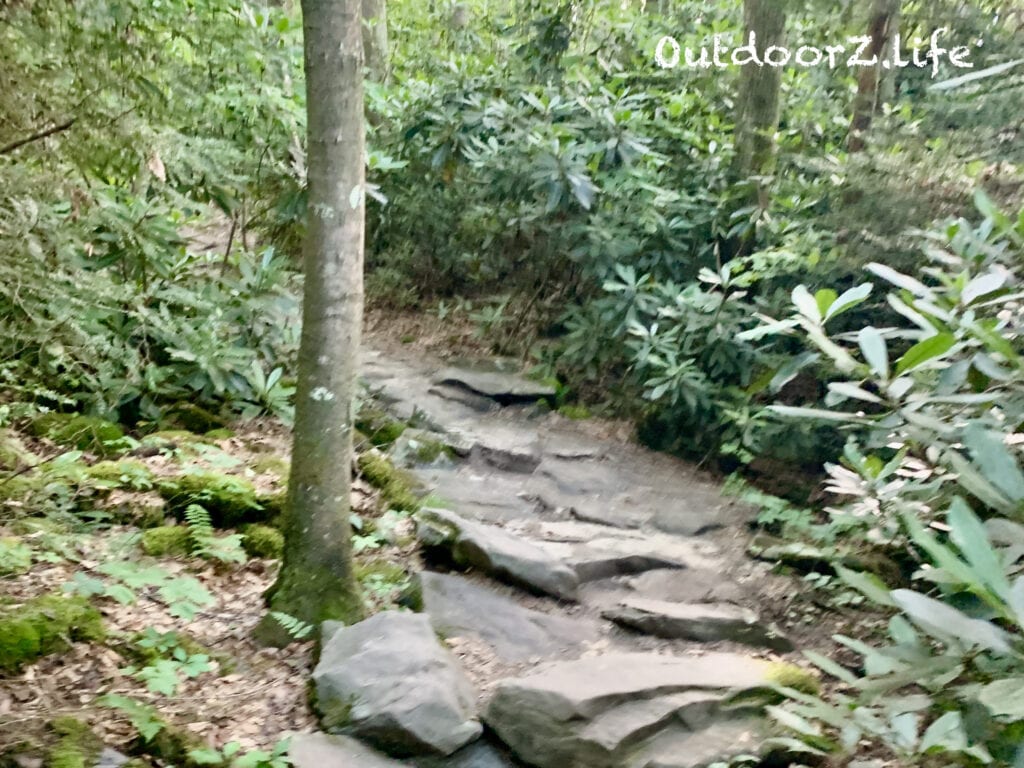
[184,504,247,564]
[268,611,314,640]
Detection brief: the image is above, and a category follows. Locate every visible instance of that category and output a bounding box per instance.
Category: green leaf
[768,405,860,422]
[963,424,1024,503]
[867,263,932,297]
[858,327,889,379]
[824,283,873,322]
[962,272,1006,305]
[947,497,1013,604]
[895,333,956,374]
[792,285,821,322]
[919,711,967,752]
[814,289,838,319]
[188,748,225,766]
[978,678,1024,719]
[891,589,1012,652]
[836,566,895,607]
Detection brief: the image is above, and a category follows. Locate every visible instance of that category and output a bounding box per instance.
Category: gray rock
[603,597,793,652]
[417,507,580,601]
[413,739,523,768]
[289,732,407,768]
[484,653,775,768]
[433,368,556,403]
[94,750,130,768]
[314,611,482,757]
[417,571,597,662]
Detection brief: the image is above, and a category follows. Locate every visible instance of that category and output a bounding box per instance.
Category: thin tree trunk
[362,0,388,82]
[733,0,787,203]
[256,0,366,646]
[849,0,901,153]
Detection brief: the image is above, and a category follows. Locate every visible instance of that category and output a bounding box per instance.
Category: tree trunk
[848,0,901,152]
[733,0,787,202]
[362,0,388,82]
[256,0,366,647]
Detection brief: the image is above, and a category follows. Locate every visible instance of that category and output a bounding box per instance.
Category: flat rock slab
[484,653,776,768]
[417,507,580,601]
[413,739,525,768]
[433,368,556,403]
[290,733,407,768]
[603,597,793,652]
[417,571,598,662]
[314,611,482,757]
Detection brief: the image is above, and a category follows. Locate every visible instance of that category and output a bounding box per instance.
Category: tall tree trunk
[733,0,787,204]
[362,0,388,82]
[848,0,901,152]
[256,0,366,646]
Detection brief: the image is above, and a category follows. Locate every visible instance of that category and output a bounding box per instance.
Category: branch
[0,117,76,156]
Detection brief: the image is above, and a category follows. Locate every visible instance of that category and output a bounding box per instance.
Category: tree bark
[362,0,388,82]
[733,0,787,203]
[848,0,901,152]
[256,0,366,646]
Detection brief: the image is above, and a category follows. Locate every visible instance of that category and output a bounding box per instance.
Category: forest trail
[300,342,806,767]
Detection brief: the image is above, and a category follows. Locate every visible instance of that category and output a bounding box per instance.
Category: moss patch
[161,402,228,434]
[30,413,125,455]
[203,428,235,441]
[0,594,105,673]
[140,526,192,557]
[357,452,420,512]
[765,662,821,695]
[86,459,153,491]
[46,717,102,768]
[240,525,284,559]
[355,406,407,447]
[158,470,264,527]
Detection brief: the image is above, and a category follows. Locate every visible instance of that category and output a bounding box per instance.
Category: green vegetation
[158,471,263,527]
[240,524,285,560]
[46,717,103,768]
[0,594,105,673]
[357,452,420,512]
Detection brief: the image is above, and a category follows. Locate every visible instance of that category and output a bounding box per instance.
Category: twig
[0,118,76,156]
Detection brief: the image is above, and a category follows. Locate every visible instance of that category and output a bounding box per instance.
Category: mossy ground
[240,524,284,559]
[140,525,192,557]
[30,413,125,455]
[0,594,105,673]
[158,471,264,527]
[46,717,103,768]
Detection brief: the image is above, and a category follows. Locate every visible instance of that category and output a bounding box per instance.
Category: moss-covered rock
[140,526,192,557]
[30,413,125,455]
[203,428,235,441]
[357,452,420,512]
[161,402,228,434]
[86,459,153,491]
[765,662,821,695]
[0,594,105,673]
[158,470,265,527]
[240,524,284,559]
[355,406,407,447]
[46,717,102,768]
[249,454,289,479]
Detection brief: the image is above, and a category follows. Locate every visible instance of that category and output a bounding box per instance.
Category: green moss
[256,488,287,518]
[203,428,235,440]
[250,455,289,478]
[355,406,407,447]
[158,470,264,527]
[140,526,192,557]
[557,404,591,420]
[0,537,33,575]
[30,413,125,456]
[240,525,284,559]
[357,452,420,512]
[86,459,153,490]
[315,694,354,731]
[406,438,452,464]
[0,594,105,673]
[765,662,821,695]
[354,559,407,583]
[161,402,228,434]
[47,717,102,768]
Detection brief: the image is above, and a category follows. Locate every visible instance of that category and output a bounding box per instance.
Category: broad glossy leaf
[919,711,967,752]
[891,589,1012,652]
[859,327,889,378]
[792,285,821,322]
[948,497,1012,603]
[978,678,1024,719]
[963,424,1024,503]
[868,263,932,297]
[895,333,956,374]
[827,382,882,403]
[825,283,873,322]
[962,272,1006,305]
[836,565,895,607]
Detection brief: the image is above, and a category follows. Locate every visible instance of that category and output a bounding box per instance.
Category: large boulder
[432,368,556,404]
[484,653,778,768]
[416,572,598,662]
[313,612,482,757]
[416,508,579,601]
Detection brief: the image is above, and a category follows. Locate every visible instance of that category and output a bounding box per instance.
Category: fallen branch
[0,117,76,156]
